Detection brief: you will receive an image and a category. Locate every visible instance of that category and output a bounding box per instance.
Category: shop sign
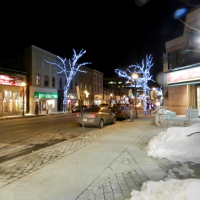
[34,92,58,99]
[95,94,103,99]
[167,66,200,84]
[0,75,23,86]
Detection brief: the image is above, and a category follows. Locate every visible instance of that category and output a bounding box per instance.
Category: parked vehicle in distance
[72,105,87,113]
[76,106,116,128]
[99,103,109,107]
[109,105,130,119]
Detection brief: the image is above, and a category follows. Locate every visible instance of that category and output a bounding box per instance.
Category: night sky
[1,0,198,79]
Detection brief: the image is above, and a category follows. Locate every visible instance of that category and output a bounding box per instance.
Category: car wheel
[112,117,116,124]
[78,123,82,127]
[98,119,104,129]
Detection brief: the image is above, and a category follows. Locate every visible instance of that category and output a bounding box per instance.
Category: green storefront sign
[34,92,58,99]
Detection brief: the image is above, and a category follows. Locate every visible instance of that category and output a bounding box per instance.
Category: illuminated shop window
[3,90,25,113]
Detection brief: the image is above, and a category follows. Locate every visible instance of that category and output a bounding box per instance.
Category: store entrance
[197,86,200,115]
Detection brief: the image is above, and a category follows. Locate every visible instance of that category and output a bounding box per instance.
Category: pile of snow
[129,179,200,200]
[127,123,200,200]
[146,123,200,163]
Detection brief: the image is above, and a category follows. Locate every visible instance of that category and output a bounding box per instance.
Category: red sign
[0,75,23,86]
[167,66,200,84]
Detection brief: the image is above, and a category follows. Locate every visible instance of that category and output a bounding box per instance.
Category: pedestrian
[149,101,152,114]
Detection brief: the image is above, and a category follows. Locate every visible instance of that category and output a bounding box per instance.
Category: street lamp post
[21,82,26,116]
[110,93,112,106]
[132,73,138,119]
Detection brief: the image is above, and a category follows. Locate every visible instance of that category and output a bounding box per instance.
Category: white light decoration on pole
[21,82,26,116]
[132,73,138,118]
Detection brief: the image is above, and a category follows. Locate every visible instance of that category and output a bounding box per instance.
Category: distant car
[76,106,116,128]
[72,105,87,113]
[109,105,130,119]
[99,103,109,107]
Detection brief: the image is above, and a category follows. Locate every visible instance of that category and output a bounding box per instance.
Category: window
[59,78,62,89]
[97,76,99,83]
[44,76,49,87]
[89,85,91,92]
[94,84,96,92]
[70,81,73,90]
[52,77,55,88]
[36,74,41,86]
[45,62,49,72]
[35,55,41,69]
[94,75,96,82]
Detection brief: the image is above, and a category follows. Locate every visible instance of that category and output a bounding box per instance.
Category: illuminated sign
[167,66,200,84]
[0,75,23,86]
[34,92,58,99]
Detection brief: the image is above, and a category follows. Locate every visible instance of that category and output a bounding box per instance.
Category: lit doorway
[197,86,200,115]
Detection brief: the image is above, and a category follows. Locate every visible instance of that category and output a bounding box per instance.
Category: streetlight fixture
[132,73,138,119]
[21,82,26,116]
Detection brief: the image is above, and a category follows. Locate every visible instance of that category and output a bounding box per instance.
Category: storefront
[0,74,27,116]
[166,66,200,115]
[94,94,103,106]
[28,83,58,115]
[67,92,78,111]
[33,91,58,115]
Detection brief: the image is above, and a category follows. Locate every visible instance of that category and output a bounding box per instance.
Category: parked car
[99,103,109,108]
[76,106,116,128]
[109,105,130,119]
[72,105,87,113]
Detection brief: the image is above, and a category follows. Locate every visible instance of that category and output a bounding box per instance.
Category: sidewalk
[0,114,199,200]
[0,111,67,120]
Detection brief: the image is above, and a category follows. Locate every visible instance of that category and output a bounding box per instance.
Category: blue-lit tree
[45,49,91,112]
[115,54,155,115]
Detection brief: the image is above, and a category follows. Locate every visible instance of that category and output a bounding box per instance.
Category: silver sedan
[76,106,116,128]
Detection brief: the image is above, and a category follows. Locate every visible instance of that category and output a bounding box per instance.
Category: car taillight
[76,113,80,117]
[92,113,98,118]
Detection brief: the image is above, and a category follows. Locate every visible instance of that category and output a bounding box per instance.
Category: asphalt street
[0,112,199,200]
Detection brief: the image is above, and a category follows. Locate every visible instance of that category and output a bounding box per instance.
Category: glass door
[197,86,200,115]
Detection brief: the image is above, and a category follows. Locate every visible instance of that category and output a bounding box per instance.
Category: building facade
[23,45,58,115]
[163,6,200,115]
[103,77,130,105]
[22,45,104,114]
[0,68,27,116]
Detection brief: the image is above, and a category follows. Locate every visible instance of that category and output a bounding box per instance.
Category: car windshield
[83,107,100,112]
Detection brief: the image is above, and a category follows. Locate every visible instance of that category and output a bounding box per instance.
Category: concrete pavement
[0,114,200,200]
